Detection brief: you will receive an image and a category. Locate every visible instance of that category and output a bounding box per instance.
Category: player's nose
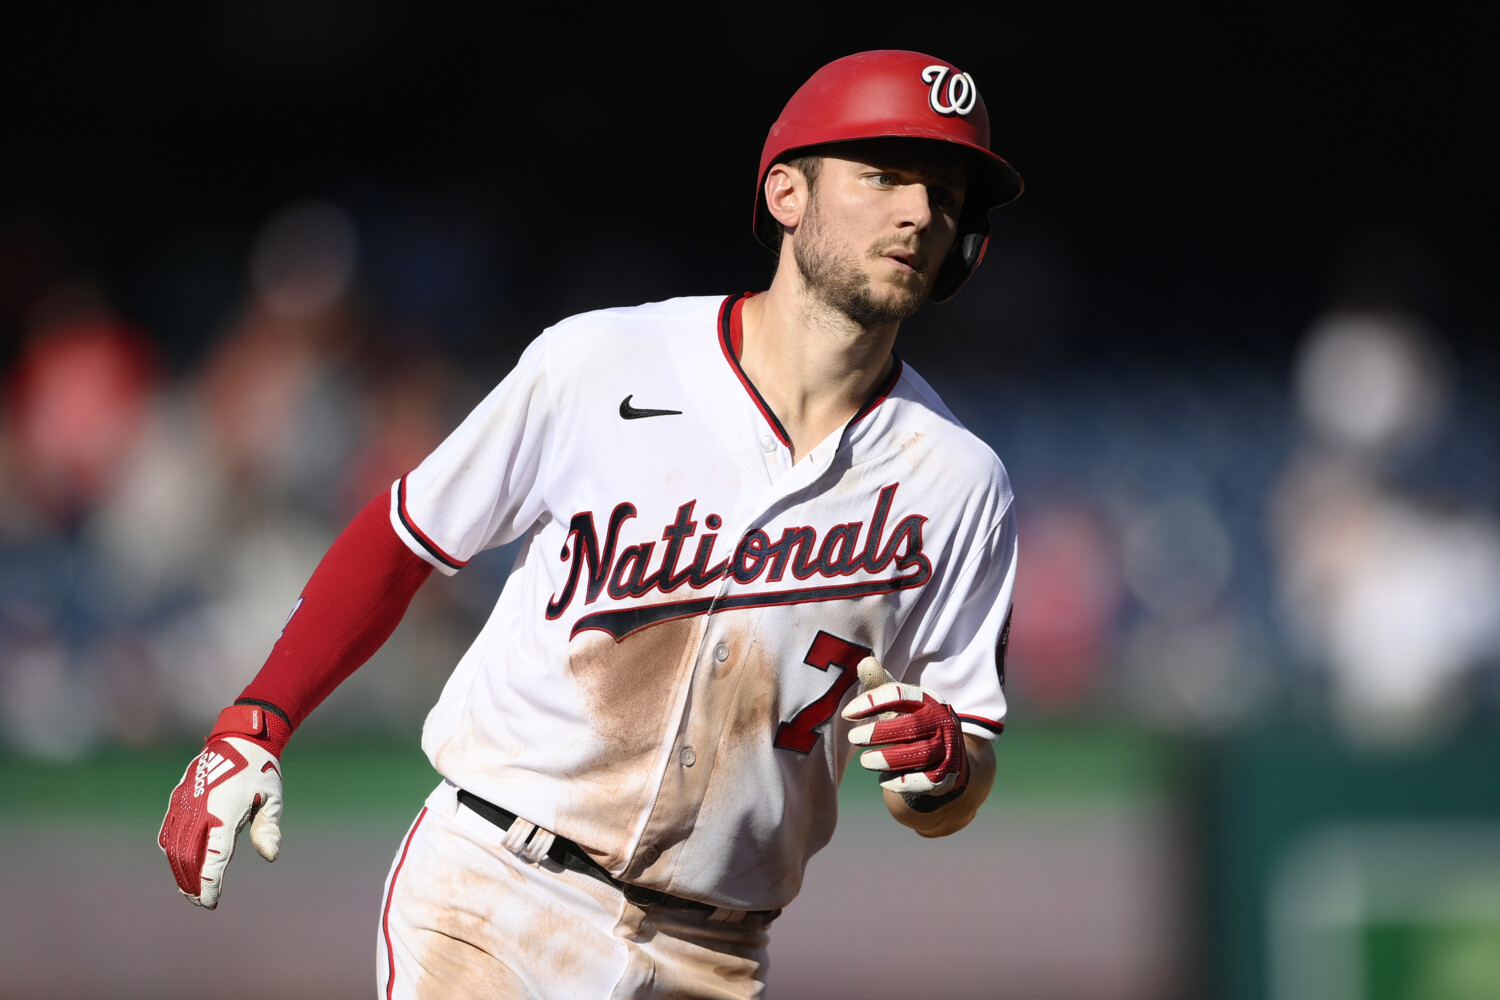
[892,182,935,231]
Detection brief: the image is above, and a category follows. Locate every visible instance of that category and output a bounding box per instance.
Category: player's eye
[867,172,897,187]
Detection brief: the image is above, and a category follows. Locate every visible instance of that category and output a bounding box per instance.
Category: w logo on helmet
[921,65,978,117]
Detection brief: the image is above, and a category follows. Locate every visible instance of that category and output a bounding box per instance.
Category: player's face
[792,140,967,327]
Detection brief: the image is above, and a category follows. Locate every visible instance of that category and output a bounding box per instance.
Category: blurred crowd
[2,201,1498,758]
[0,202,518,757]
[976,305,1500,744]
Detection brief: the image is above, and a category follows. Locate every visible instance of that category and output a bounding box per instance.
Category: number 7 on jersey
[774,631,872,753]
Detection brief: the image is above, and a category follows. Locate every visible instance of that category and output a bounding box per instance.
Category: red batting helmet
[754,50,1023,303]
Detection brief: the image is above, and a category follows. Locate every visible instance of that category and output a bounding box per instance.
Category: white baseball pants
[377,781,771,999]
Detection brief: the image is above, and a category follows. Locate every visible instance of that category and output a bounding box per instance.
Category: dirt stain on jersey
[622,620,775,880]
[709,621,847,903]
[717,628,778,752]
[568,617,699,760]
[898,429,933,474]
[564,616,703,865]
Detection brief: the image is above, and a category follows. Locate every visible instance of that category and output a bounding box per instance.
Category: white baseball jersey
[387,293,1015,911]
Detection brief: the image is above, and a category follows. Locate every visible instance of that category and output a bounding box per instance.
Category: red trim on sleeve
[238,493,434,729]
[958,713,1005,736]
[396,474,469,570]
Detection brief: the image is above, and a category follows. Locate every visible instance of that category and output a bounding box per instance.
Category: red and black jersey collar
[716,292,903,448]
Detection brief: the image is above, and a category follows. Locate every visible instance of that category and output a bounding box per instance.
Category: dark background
[4,5,1496,367]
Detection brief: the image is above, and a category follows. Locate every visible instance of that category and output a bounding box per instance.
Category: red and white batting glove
[842,657,969,798]
[159,702,290,909]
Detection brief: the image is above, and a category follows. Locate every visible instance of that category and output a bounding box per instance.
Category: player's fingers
[848,711,943,748]
[196,816,237,909]
[879,770,934,794]
[249,784,283,863]
[158,807,201,896]
[856,656,893,691]
[160,765,213,898]
[859,736,944,774]
[840,681,928,721]
[847,715,926,747]
[876,767,954,797]
[879,769,958,796]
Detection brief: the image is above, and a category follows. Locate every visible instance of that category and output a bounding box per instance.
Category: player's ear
[763,163,807,231]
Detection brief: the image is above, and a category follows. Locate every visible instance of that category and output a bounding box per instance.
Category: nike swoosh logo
[619,395,683,420]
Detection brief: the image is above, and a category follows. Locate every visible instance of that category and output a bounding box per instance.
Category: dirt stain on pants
[378,781,770,999]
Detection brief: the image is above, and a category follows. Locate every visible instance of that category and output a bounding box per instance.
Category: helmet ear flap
[928,216,991,303]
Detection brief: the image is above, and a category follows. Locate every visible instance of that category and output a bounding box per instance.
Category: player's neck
[740,278,898,463]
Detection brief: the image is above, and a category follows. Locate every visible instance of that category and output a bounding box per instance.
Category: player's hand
[159,703,290,908]
[841,657,969,797]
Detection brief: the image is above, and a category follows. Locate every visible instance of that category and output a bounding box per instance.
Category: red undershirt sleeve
[237,491,434,731]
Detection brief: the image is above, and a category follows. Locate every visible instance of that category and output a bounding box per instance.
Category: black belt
[456,789,779,921]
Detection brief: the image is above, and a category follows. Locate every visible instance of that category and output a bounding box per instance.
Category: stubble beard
[792,198,933,328]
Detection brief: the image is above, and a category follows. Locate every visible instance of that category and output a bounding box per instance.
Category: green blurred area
[1365,919,1500,1000]
[0,721,1180,829]
[1199,727,1500,1000]
[9,723,1500,999]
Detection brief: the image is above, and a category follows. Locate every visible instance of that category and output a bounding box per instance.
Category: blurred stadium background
[2,6,1497,999]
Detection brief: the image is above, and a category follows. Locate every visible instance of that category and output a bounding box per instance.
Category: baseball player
[160,49,1021,998]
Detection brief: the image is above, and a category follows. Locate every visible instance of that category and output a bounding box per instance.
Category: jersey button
[760,435,776,453]
[714,643,729,663]
[680,747,697,767]
[640,845,659,866]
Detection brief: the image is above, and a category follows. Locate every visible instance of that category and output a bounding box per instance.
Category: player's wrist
[210,700,293,757]
[904,745,970,811]
[900,781,966,813]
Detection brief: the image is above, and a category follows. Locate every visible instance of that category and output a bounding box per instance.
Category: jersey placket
[620,293,895,890]
[755,421,792,479]
[621,423,848,889]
